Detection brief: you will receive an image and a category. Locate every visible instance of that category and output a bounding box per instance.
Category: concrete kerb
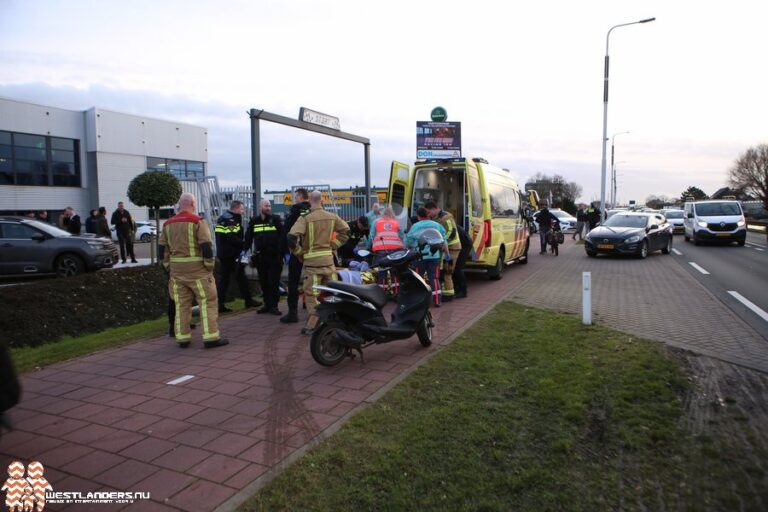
[214,266,548,512]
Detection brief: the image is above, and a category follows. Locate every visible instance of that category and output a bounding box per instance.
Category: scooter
[309,232,444,366]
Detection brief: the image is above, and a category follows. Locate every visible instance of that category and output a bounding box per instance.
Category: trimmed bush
[1,267,168,349]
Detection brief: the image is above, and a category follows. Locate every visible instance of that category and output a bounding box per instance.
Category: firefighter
[425,201,461,301]
[245,198,284,315]
[159,193,228,348]
[215,200,260,312]
[280,188,311,324]
[288,190,350,335]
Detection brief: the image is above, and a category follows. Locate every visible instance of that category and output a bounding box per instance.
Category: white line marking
[166,375,195,385]
[755,248,765,252]
[728,291,768,322]
[688,262,710,275]
[672,248,683,255]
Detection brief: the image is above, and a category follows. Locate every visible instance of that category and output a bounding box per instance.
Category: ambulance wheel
[488,249,504,280]
[519,240,529,264]
[417,312,433,347]
[310,323,347,367]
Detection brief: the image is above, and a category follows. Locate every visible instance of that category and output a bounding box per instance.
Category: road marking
[688,262,710,275]
[166,375,195,385]
[755,248,765,252]
[672,248,683,255]
[728,291,768,322]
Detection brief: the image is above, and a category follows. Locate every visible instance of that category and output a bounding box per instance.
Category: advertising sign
[416,121,461,159]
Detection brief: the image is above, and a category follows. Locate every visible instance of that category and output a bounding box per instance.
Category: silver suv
[0,216,119,277]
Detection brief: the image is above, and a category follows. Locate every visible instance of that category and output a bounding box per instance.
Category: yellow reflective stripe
[171,256,204,262]
[312,274,319,296]
[304,250,332,259]
[252,225,277,232]
[216,225,242,233]
[164,225,173,252]
[172,279,183,338]
[308,222,314,250]
[188,223,196,257]
[195,279,213,339]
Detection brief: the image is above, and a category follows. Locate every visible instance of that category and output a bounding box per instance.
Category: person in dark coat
[62,207,81,235]
[453,224,473,299]
[280,188,311,324]
[586,203,602,231]
[215,200,259,312]
[111,201,137,263]
[96,207,112,239]
[337,216,369,265]
[85,209,99,234]
[245,199,284,315]
[534,204,559,254]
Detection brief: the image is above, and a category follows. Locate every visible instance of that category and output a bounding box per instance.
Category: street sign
[430,106,447,122]
[417,121,461,159]
[299,107,341,130]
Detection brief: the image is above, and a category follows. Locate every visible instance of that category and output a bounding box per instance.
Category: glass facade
[0,130,81,187]
[147,157,205,178]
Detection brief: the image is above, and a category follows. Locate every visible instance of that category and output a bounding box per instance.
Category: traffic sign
[430,107,447,122]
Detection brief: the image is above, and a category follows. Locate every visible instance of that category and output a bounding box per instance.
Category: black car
[0,216,119,277]
[584,212,673,259]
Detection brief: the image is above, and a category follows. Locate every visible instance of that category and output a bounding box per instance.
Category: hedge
[1,266,168,349]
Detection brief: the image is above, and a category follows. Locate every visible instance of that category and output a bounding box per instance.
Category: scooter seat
[326,281,388,308]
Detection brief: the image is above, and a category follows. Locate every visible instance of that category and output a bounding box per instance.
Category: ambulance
[388,158,530,279]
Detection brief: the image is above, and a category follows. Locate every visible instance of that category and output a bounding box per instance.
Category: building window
[146,157,205,179]
[0,130,81,187]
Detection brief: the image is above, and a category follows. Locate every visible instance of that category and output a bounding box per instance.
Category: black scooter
[309,235,444,366]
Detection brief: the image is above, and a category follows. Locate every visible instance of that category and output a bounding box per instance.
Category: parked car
[110,221,157,243]
[606,208,628,219]
[660,209,685,234]
[0,216,118,277]
[683,200,747,246]
[584,212,673,259]
[533,208,577,233]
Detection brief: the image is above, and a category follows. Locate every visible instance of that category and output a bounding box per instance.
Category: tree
[525,172,583,214]
[679,186,708,203]
[127,172,182,260]
[729,144,768,212]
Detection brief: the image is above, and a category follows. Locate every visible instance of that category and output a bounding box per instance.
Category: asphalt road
[670,231,768,340]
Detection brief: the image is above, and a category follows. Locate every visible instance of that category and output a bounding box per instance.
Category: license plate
[597,244,614,249]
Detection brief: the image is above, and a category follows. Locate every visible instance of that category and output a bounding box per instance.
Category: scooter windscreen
[417,228,445,254]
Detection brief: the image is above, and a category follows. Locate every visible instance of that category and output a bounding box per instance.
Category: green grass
[243,302,766,511]
[12,299,250,373]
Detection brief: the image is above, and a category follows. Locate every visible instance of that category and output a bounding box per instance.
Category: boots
[280,309,299,323]
[204,339,229,349]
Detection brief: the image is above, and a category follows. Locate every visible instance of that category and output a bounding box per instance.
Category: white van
[683,200,747,246]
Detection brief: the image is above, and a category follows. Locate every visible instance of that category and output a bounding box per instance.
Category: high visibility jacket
[369,218,405,252]
[245,213,283,257]
[214,210,244,259]
[289,206,350,267]
[159,211,215,276]
[436,210,461,249]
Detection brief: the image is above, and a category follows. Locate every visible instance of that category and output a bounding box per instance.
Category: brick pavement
[1,258,540,512]
[509,241,768,373]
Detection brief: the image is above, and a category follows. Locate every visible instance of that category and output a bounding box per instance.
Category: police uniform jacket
[245,213,283,258]
[159,211,215,277]
[215,210,245,259]
[289,207,350,268]
[281,201,311,254]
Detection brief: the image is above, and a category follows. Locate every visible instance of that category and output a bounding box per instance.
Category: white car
[110,221,157,243]
[660,209,685,234]
[533,208,577,233]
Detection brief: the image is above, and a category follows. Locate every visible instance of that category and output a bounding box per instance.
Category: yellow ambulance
[388,158,530,279]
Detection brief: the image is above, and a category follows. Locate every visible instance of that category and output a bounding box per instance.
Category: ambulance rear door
[466,161,488,261]
[388,161,414,228]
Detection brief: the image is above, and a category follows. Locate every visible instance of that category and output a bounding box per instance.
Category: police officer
[425,201,461,301]
[336,215,369,265]
[245,198,284,316]
[215,200,260,313]
[288,190,350,335]
[280,188,311,324]
[159,193,228,348]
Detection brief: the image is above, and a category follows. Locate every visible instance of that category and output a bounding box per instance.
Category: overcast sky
[1,0,766,203]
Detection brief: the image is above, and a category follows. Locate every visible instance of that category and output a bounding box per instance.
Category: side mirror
[31,232,46,242]
[648,224,659,231]
[686,213,693,219]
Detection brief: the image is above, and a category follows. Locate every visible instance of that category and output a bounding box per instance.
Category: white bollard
[582,272,592,325]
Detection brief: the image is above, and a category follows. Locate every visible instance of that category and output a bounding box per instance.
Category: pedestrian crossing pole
[582,272,592,325]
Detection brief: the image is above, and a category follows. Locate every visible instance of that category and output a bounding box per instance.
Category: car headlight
[624,235,641,243]
[696,221,708,228]
[86,240,105,248]
[737,220,745,227]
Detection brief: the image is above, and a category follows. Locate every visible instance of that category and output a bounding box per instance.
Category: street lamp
[599,17,655,221]
[610,131,629,207]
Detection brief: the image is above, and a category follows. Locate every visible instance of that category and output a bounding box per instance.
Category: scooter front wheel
[310,323,349,367]
[417,312,433,347]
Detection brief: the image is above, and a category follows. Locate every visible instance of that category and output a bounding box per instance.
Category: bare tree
[729,144,768,212]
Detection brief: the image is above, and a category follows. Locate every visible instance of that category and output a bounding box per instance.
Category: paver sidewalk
[0,258,540,512]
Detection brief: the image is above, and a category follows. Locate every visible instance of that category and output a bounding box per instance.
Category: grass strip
[243,302,765,511]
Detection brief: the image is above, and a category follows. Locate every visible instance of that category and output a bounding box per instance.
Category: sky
[1,0,767,204]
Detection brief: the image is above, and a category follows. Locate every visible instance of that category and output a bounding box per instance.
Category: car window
[0,223,40,239]
[695,202,742,216]
[665,211,684,219]
[603,215,648,228]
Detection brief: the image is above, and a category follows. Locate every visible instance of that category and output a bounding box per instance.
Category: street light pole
[610,131,629,207]
[600,17,655,221]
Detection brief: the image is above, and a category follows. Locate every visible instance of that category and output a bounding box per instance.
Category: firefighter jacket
[288,206,350,268]
[159,211,215,277]
[245,213,283,258]
[215,210,245,259]
[281,201,311,254]
[436,210,461,249]
[368,217,405,251]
